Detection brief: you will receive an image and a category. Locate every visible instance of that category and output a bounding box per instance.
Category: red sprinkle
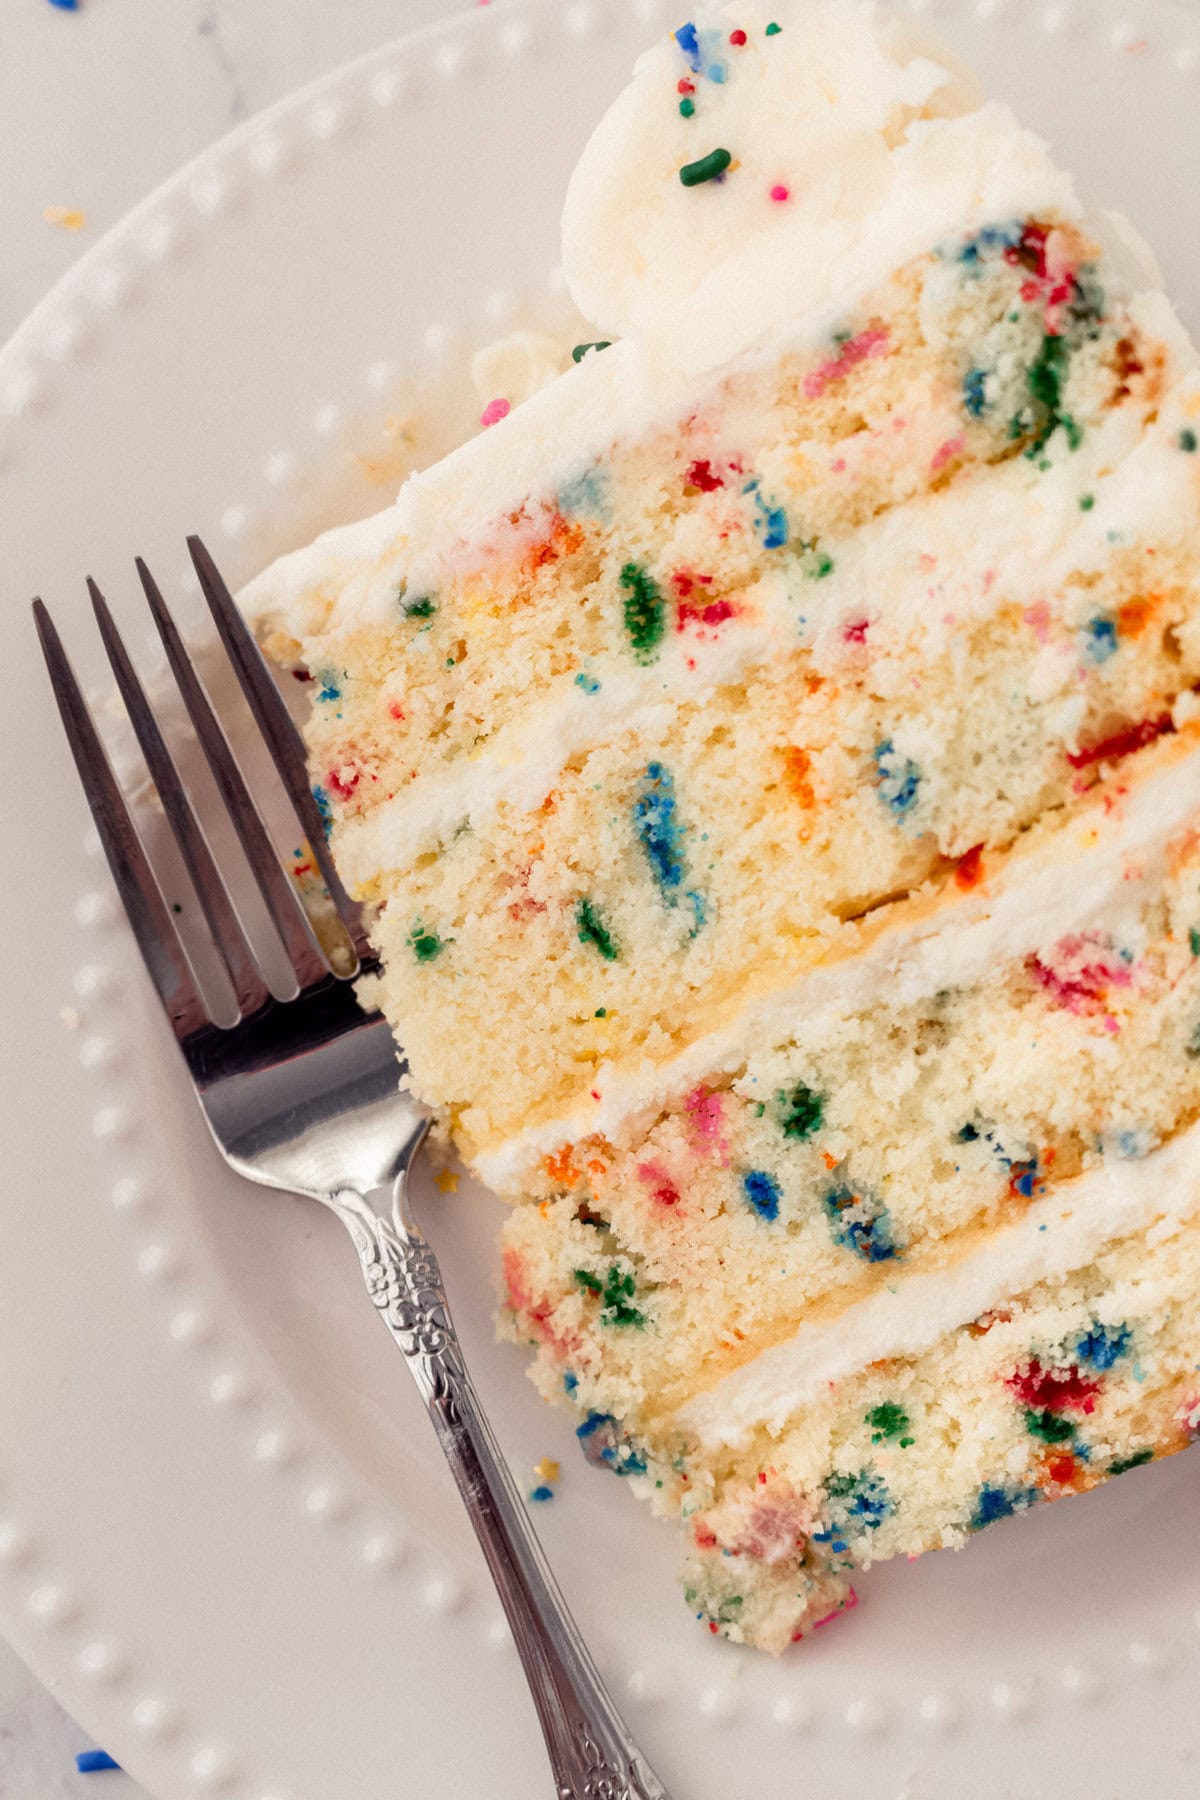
[729,27,747,44]
[954,843,985,890]
[677,77,695,93]
[684,457,724,491]
[842,619,869,645]
[678,597,736,631]
[1007,1360,1102,1414]
[1065,712,1173,771]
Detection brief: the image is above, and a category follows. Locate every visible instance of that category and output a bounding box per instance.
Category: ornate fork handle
[333,1183,671,1800]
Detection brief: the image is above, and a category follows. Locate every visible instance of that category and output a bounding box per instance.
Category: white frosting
[241,1,1088,631]
[676,1121,1200,1449]
[473,737,1200,1187]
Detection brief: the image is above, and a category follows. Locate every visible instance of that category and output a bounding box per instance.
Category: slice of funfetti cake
[243,0,1200,1649]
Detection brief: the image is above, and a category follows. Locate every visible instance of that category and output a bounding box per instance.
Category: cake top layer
[243,0,1080,632]
[565,0,975,342]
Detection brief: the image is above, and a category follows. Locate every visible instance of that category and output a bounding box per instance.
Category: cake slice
[243,0,1200,1649]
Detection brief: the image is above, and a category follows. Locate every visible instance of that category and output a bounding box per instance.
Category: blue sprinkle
[576,1411,606,1440]
[872,739,920,816]
[972,1482,1038,1529]
[742,1169,781,1222]
[76,1751,121,1773]
[674,20,701,66]
[963,367,988,418]
[311,783,334,837]
[823,1178,898,1262]
[685,889,708,935]
[748,483,788,549]
[1073,1321,1132,1371]
[574,671,601,694]
[563,1370,578,1394]
[315,669,342,702]
[634,763,685,891]
[558,466,608,520]
[528,1484,555,1503]
[47,0,81,9]
[1082,615,1118,663]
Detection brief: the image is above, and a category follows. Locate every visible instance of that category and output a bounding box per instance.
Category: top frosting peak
[562,0,1069,375]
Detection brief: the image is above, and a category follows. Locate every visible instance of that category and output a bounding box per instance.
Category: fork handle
[333,1183,671,1800]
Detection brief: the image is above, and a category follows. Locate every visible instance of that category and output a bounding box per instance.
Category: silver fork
[33,537,670,1800]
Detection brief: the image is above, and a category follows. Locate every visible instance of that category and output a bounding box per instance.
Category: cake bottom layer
[548,1157,1200,1652]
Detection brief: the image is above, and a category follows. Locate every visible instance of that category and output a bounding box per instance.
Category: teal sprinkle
[963,367,988,418]
[311,784,334,838]
[574,671,601,694]
[315,670,341,702]
[872,739,920,816]
[1082,615,1118,662]
[765,19,782,32]
[679,97,695,118]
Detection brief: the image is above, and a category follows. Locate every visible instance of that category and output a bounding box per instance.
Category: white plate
[3,2,1200,1795]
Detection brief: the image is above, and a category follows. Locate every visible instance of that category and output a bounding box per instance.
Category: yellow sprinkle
[44,206,86,231]
[434,1168,459,1193]
[534,1458,560,1484]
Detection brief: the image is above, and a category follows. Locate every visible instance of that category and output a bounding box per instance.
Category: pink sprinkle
[684,1084,729,1161]
[1103,1014,1120,1034]
[480,396,511,428]
[830,457,846,473]
[930,434,965,474]
[1023,599,1052,645]
[843,619,869,644]
[803,326,889,400]
[813,1588,859,1629]
[636,1161,681,1207]
[769,183,790,203]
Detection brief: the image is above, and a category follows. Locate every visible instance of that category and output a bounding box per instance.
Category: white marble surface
[0,5,470,1787]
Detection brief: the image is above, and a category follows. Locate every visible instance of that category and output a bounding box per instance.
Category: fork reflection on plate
[32,537,671,1800]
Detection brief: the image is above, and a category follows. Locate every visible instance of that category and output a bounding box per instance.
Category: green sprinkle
[408,923,446,963]
[765,19,782,32]
[1190,927,1200,957]
[753,1101,765,1118]
[1079,493,1095,511]
[679,96,695,118]
[866,1402,909,1444]
[571,340,612,364]
[1110,1447,1154,1474]
[574,1263,645,1329]
[1023,1408,1075,1445]
[898,1436,915,1448]
[576,896,620,962]
[679,147,732,188]
[776,1081,824,1141]
[171,902,183,914]
[619,561,666,661]
[1180,428,1198,453]
[594,1007,607,1018]
[401,594,437,620]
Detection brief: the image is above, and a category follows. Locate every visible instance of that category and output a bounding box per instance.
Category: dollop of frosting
[564,0,982,351]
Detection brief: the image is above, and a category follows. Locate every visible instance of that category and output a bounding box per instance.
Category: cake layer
[498,738,1200,1428]
[676,1197,1200,1649]
[247,212,1200,1149]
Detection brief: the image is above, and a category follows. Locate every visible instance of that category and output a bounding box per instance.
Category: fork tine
[135,557,329,996]
[32,598,211,1042]
[186,535,371,964]
[88,578,271,1020]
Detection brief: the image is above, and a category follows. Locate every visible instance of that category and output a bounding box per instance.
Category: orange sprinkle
[44,205,86,231]
[820,1150,838,1171]
[953,843,985,890]
[543,1146,582,1187]
[780,745,816,811]
[1116,592,1160,638]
